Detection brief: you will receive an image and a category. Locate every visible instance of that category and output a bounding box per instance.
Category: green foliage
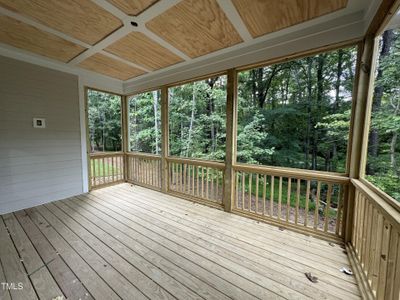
[169,77,227,161]
[88,90,122,152]
[237,47,357,172]
[129,90,161,154]
[366,29,400,202]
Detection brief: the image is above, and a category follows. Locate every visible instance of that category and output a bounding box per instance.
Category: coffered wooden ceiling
[146,0,243,58]
[0,0,349,81]
[231,0,349,38]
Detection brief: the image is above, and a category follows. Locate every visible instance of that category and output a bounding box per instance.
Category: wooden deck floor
[0,183,360,300]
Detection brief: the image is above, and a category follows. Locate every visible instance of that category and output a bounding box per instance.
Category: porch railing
[167,157,225,208]
[348,179,400,299]
[232,164,349,241]
[89,152,124,189]
[126,152,162,190]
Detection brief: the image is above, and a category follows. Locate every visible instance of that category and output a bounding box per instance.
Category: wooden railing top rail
[233,163,350,184]
[126,152,161,160]
[90,152,124,158]
[352,179,400,232]
[166,156,225,170]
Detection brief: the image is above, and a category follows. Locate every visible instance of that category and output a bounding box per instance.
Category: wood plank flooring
[0,183,360,299]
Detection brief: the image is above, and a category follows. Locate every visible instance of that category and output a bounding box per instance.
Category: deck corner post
[161,86,169,193]
[121,95,129,182]
[345,36,376,243]
[223,69,238,212]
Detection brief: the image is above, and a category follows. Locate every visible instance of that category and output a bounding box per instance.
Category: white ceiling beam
[99,50,151,72]
[0,7,91,49]
[216,0,252,42]
[138,28,192,60]
[135,0,183,23]
[90,0,130,22]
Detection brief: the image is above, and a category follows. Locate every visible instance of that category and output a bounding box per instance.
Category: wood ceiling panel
[79,53,146,80]
[0,0,122,45]
[146,0,243,58]
[105,32,183,71]
[106,0,158,16]
[0,15,85,62]
[232,0,348,38]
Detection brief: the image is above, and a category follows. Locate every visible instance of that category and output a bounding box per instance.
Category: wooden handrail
[90,152,124,158]
[126,152,162,160]
[166,156,225,170]
[233,163,350,184]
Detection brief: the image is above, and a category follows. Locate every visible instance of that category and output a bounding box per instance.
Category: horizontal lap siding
[0,56,83,214]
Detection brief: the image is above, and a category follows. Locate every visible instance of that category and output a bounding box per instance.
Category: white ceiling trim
[99,50,151,72]
[135,0,182,23]
[90,0,129,21]
[217,0,252,42]
[0,7,91,49]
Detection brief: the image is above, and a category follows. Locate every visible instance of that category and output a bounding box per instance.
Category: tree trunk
[186,86,196,157]
[390,132,398,177]
[305,58,313,169]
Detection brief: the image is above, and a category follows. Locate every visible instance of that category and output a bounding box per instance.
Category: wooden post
[121,95,129,182]
[161,86,169,192]
[345,36,376,243]
[223,69,238,212]
[84,87,92,191]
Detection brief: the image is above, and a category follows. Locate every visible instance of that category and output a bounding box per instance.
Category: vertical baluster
[324,183,332,232]
[170,163,174,190]
[376,220,391,300]
[263,175,266,216]
[205,168,209,199]
[383,228,399,299]
[335,186,343,235]
[182,164,187,193]
[278,177,282,220]
[235,171,239,209]
[304,180,310,227]
[363,203,374,274]
[197,166,200,197]
[201,167,204,198]
[192,165,195,195]
[241,172,245,210]
[371,213,383,292]
[102,157,105,185]
[211,169,214,200]
[248,173,252,212]
[111,156,115,182]
[92,158,96,187]
[270,176,274,217]
[314,182,321,230]
[286,178,291,222]
[255,174,259,213]
[295,179,300,225]
[215,170,219,200]
[367,208,378,279]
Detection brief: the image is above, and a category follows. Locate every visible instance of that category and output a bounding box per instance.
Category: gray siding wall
[0,56,83,214]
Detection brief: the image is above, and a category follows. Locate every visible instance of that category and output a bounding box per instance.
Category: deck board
[0,183,360,299]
